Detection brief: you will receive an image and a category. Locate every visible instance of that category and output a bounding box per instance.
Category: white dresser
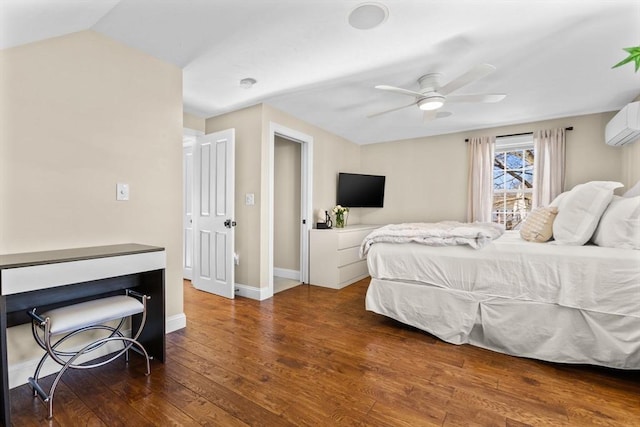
[309,224,380,289]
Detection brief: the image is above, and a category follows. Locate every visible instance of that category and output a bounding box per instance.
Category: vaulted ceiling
[2,0,639,144]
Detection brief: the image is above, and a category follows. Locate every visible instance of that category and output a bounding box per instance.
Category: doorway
[268,123,313,297]
[273,136,301,293]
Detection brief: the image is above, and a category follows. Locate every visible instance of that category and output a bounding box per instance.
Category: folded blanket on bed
[359,221,505,257]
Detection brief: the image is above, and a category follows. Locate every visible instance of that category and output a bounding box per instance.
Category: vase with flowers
[332,205,349,228]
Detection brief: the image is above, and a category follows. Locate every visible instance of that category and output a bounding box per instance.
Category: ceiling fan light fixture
[418,96,445,111]
[348,2,389,30]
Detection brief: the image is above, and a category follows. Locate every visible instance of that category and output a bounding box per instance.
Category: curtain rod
[464,126,573,142]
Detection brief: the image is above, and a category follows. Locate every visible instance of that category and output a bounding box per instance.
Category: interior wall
[0,31,183,365]
[274,136,301,272]
[621,93,640,188]
[359,111,624,225]
[622,140,640,188]
[205,105,263,288]
[183,112,206,133]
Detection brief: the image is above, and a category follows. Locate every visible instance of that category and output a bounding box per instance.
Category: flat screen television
[337,172,385,208]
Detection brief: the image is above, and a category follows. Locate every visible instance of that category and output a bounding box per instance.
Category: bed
[363,183,640,369]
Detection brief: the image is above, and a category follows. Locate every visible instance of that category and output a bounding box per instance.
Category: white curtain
[467,136,495,222]
[533,128,566,208]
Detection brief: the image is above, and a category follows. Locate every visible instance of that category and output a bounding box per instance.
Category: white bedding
[367,231,640,318]
[365,231,640,368]
[359,221,504,258]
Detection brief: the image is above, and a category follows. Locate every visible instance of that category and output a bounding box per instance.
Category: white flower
[332,205,349,214]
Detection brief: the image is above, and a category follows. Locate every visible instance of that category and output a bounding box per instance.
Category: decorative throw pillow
[592,195,640,249]
[520,207,558,242]
[552,181,624,245]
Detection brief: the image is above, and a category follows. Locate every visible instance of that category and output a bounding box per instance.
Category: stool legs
[31,335,150,419]
[27,292,151,419]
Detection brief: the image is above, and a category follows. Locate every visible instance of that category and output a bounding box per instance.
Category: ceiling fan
[368,64,506,121]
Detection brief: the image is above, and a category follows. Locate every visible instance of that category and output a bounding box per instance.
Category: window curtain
[533,128,566,208]
[467,136,495,222]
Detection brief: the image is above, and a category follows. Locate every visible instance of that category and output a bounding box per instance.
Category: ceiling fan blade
[439,64,496,95]
[375,85,424,98]
[447,94,506,103]
[423,111,453,122]
[367,101,417,118]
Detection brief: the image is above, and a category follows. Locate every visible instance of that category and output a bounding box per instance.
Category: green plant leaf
[612,46,640,72]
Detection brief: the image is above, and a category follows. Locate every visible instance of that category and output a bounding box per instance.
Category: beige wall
[360,111,625,225]
[621,140,640,188]
[621,93,640,188]
[0,31,183,365]
[183,112,205,133]
[274,136,301,271]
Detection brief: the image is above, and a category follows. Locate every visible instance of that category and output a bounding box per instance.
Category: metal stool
[27,289,151,419]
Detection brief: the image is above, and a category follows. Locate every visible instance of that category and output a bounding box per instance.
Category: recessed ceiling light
[240,78,257,89]
[348,2,389,30]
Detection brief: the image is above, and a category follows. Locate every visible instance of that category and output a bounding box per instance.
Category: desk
[0,244,166,427]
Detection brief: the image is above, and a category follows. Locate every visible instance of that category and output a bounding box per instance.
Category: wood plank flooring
[10,278,640,426]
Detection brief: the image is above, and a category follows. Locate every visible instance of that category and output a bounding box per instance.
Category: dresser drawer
[337,229,371,250]
[337,246,363,267]
[338,260,368,284]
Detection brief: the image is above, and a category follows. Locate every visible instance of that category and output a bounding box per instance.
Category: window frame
[492,134,535,230]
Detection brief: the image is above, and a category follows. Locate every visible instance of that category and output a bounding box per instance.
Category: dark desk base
[0,269,165,426]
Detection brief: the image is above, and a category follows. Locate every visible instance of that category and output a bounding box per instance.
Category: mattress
[367,231,640,318]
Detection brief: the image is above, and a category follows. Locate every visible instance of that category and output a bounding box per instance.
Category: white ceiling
[2,0,639,144]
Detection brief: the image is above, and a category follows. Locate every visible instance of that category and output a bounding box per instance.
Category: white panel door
[183,144,194,280]
[193,129,235,298]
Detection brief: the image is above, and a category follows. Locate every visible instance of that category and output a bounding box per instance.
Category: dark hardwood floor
[10,278,640,426]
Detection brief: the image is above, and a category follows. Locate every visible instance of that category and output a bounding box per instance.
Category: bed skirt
[365,278,640,369]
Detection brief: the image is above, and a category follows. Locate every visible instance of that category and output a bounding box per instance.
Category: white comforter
[359,221,504,258]
[367,231,640,318]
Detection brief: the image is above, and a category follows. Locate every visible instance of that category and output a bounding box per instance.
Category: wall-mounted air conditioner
[605,101,640,146]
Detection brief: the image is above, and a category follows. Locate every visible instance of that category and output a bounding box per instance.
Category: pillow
[623,180,640,198]
[520,206,558,242]
[549,191,568,208]
[592,196,640,249]
[552,181,623,245]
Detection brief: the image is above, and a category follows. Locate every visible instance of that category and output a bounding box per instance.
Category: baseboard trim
[235,283,272,301]
[166,313,186,333]
[9,334,131,389]
[273,268,301,281]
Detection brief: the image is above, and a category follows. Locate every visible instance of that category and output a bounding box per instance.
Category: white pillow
[623,180,640,198]
[552,181,623,245]
[549,191,568,208]
[592,196,640,249]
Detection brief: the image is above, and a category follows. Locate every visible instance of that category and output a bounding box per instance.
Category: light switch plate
[245,193,255,205]
[116,183,129,201]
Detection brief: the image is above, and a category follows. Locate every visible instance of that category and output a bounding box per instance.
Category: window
[492,135,534,230]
